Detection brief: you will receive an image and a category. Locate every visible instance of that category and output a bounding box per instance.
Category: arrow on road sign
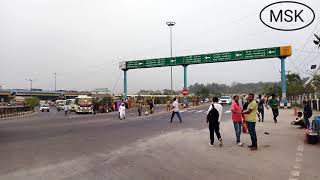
[236,53,242,57]
[205,56,210,60]
[268,50,275,54]
[170,60,176,63]
[139,63,143,65]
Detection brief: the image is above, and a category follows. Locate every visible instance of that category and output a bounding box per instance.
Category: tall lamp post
[53,72,57,91]
[166,21,176,96]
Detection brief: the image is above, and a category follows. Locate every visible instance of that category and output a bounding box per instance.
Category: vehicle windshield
[220,96,230,99]
[66,100,75,105]
[76,98,93,107]
[41,104,49,107]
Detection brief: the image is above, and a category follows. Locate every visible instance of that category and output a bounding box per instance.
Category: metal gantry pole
[183,65,188,90]
[280,57,287,104]
[123,70,128,99]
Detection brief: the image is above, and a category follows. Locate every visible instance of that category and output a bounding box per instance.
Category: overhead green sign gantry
[119,46,292,70]
[120,46,292,106]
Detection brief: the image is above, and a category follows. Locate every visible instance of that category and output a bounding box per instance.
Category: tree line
[136,73,320,98]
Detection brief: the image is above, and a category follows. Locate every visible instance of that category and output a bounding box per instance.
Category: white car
[219,96,232,105]
[40,104,50,112]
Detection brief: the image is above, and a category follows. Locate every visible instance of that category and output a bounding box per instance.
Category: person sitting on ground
[291,112,306,129]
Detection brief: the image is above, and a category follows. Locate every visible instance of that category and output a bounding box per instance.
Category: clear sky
[0,0,319,94]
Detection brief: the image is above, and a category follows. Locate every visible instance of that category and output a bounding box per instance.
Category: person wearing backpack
[303,100,313,129]
[207,97,223,147]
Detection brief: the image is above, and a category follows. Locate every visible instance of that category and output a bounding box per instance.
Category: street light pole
[166,21,176,96]
[53,72,57,91]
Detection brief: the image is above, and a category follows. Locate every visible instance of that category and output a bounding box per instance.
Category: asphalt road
[0,103,232,179]
[1,105,318,180]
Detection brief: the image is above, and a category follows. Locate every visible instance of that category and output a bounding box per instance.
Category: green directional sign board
[120,46,292,70]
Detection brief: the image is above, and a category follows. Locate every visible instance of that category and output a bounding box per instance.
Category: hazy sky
[1,0,320,94]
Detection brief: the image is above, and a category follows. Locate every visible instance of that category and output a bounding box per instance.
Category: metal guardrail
[0,106,33,118]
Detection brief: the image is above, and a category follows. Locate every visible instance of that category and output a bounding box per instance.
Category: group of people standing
[207,93,280,151]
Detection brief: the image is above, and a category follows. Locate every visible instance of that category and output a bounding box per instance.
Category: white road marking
[224,110,231,114]
[297,144,304,152]
[290,171,300,177]
[295,157,303,162]
[293,163,301,169]
[296,152,303,157]
[196,110,205,113]
[288,178,298,180]
[189,110,196,112]
[180,110,187,113]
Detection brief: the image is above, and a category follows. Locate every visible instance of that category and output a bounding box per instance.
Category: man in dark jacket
[303,101,313,129]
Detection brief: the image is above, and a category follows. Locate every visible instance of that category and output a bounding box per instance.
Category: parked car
[40,104,50,112]
[219,96,232,105]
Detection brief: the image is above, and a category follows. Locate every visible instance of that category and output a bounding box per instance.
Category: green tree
[311,74,320,92]
[286,72,304,97]
[24,97,40,110]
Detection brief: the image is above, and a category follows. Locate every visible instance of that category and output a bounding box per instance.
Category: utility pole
[166,21,176,96]
[53,72,57,91]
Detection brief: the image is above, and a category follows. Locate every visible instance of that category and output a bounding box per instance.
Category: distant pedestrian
[303,100,313,129]
[137,102,143,116]
[119,103,126,120]
[149,101,155,114]
[257,95,268,122]
[242,93,258,151]
[92,102,97,115]
[268,94,279,123]
[207,97,223,147]
[231,95,243,146]
[64,105,69,116]
[166,99,171,111]
[170,97,182,123]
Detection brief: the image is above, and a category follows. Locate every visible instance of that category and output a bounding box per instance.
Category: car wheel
[41,110,44,112]
[48,110,50,112]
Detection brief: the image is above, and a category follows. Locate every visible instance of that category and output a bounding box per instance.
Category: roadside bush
[24,97,40,110]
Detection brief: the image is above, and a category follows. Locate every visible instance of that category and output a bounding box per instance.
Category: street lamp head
[166,21,176,26]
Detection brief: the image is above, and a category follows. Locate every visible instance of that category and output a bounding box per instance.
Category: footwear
[247,145,253,148]
[209,142,214,147]
[250,147,258,151]
[237,142,244,146]
[219,138,223,147]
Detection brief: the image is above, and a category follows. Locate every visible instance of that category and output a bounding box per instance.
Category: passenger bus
[74,95,93,113]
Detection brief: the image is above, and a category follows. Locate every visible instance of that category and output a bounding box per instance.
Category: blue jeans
[233,122,241,143]
[304,116,310,129]
[247,121,257,147]
[171,111,182,122]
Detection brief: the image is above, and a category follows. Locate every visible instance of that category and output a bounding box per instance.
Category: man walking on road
[268,94,279,123]
[242,93,258,151]
[170,97,182,123]
[231,95,243,146]
[257,94,267,122]
[137,102,143,116]
[207,97,223,147]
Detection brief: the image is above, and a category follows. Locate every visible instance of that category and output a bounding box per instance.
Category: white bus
[74,95,93,113]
